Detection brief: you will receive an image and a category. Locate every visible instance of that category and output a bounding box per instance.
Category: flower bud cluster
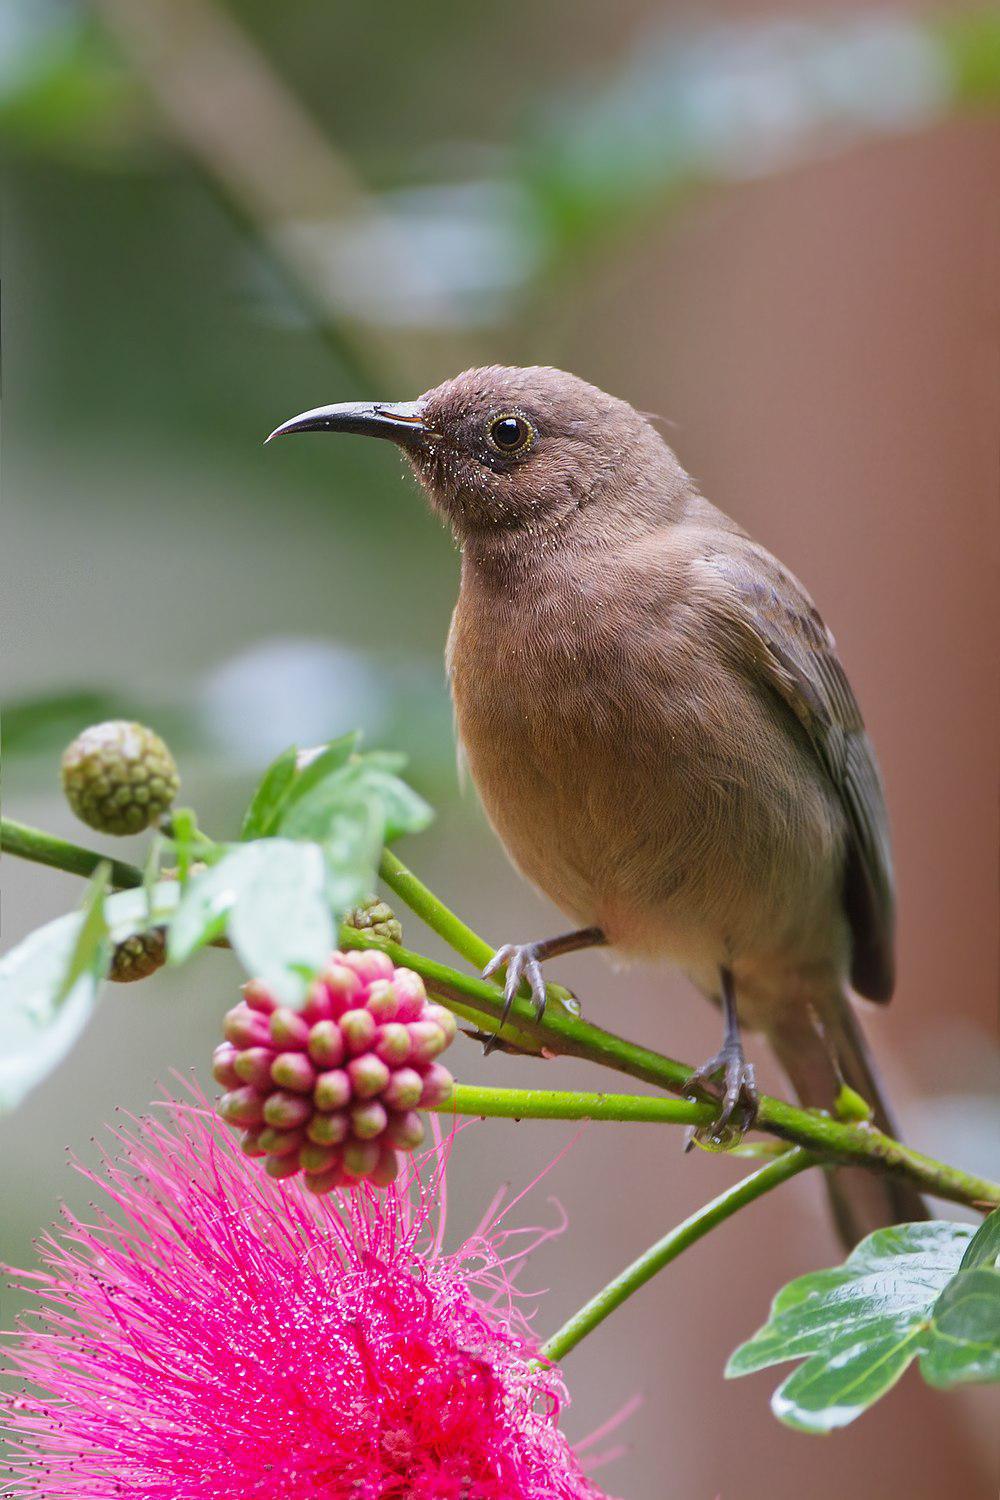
[60,720,180,836]
[213,950,455,1193]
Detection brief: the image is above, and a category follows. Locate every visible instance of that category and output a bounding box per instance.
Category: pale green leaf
[239,744,299,840]
[0,881,179,1112]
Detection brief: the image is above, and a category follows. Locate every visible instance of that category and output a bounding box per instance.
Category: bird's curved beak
[265,400,430,451]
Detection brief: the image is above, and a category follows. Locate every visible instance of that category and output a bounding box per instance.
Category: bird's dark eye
[486,412,534,456]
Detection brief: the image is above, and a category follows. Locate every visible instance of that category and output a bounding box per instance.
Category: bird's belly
[455,666,845,982]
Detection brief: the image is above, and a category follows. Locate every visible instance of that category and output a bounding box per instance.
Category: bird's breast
[447,563,844,972]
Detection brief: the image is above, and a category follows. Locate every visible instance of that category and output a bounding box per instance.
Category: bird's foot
[684,1041,759,1143]
[482,942,548,1030]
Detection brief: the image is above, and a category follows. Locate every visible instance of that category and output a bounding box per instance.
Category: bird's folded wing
[696,543,895,1002]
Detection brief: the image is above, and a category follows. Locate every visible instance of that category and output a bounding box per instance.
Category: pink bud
[385,1110,425,1151]
[419,1063,454,1108]
[302,1165,346,1196]
[307,1020,344,1068]
[242,979,278,1015]
[425,1004,458,1045]
[262,1091,311,1130]
[240,1128,267,1158]
[306,1111,349,1146]
[390,968,427,1022]
[322,961,364,1016]
[347,1054,390,1100]
[407,1020,447,1065]
[269,1007,311,1050]
[258,1126,305,1157]
[374,1023,410,1066]
[223,1004,271,1049]
[233,1047,275,1088]
[299,1142,342,1176]
[340,1008,376,1056]
[343,949,394,984]
[342,1139,380,1180]
[365,980,399,1022]
[314,1070,351,1111]
[370,1144,400,1187]
[301,980,332,1024]
[264,1153,300,1180]
[218,1087,265,1126]
[382,1067,423,1111]
[270,1052,316,1094]
[350,1100,388,1140]
[211,1043,240,1089]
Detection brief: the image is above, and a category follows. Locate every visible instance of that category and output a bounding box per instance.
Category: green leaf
[278,757,431,844]
[726,1221,977,1432]
[0,881,179,1112]
[321,802,385,914]
[239,744,299,840]
[959,1206,1000,1272]
[168,840,338,1005]
[922,1267,1000,1388]
[57,864,111,1004]
[277,734,360,822]
[225,843,335,1006]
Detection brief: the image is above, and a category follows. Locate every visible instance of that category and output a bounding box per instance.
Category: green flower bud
[61,721,180,836]
[343,897,403,946]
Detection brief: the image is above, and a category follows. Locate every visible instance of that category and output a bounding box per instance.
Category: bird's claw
[481,942,548,1052]
[684,1043,759,1142]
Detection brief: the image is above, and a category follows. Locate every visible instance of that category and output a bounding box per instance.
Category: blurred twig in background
[87,0,461,390]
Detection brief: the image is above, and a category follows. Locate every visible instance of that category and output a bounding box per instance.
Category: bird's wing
[698,541,895,1001]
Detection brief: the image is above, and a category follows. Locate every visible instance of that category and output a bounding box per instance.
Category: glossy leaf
[726,1221,985,1432]
[959,1206,1000,1272]
[922,1267,1000,1387]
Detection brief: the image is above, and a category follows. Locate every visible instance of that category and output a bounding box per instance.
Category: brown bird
[269,365,926,1245]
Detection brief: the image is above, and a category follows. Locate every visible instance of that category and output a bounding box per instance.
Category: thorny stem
[3,815,998,1214]
[539,1148,817,1363]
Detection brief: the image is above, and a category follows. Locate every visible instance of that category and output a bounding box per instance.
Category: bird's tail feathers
[766,992,927,1250]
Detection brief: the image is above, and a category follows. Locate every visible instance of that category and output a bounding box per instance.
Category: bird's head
[268,365,678,555]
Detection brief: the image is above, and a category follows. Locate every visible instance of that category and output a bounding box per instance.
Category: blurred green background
[3,2,999,1495]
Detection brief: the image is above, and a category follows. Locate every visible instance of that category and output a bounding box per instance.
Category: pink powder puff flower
[2,1096,616,1499]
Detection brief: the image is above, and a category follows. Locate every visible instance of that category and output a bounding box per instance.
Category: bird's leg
[482,927,606,1034]
[685,966,758,1134]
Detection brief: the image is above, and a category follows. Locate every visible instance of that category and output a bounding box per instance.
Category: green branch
[539,1148,817,1363]
[1,817,144,891]
[429,1083,713,1127]
[348,929,999,1212]
[3,815,998,1214]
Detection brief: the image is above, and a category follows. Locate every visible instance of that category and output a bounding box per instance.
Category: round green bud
[61,721,180,836]
[343,897,403,946]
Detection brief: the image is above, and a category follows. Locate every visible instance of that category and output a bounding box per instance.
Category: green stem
[378,849,495,970]
[337,931,1000,1213]
[540,1148,816,1363]
[4,815,998,1213]
[1,817,143,891]
[430,1083,713,1127]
